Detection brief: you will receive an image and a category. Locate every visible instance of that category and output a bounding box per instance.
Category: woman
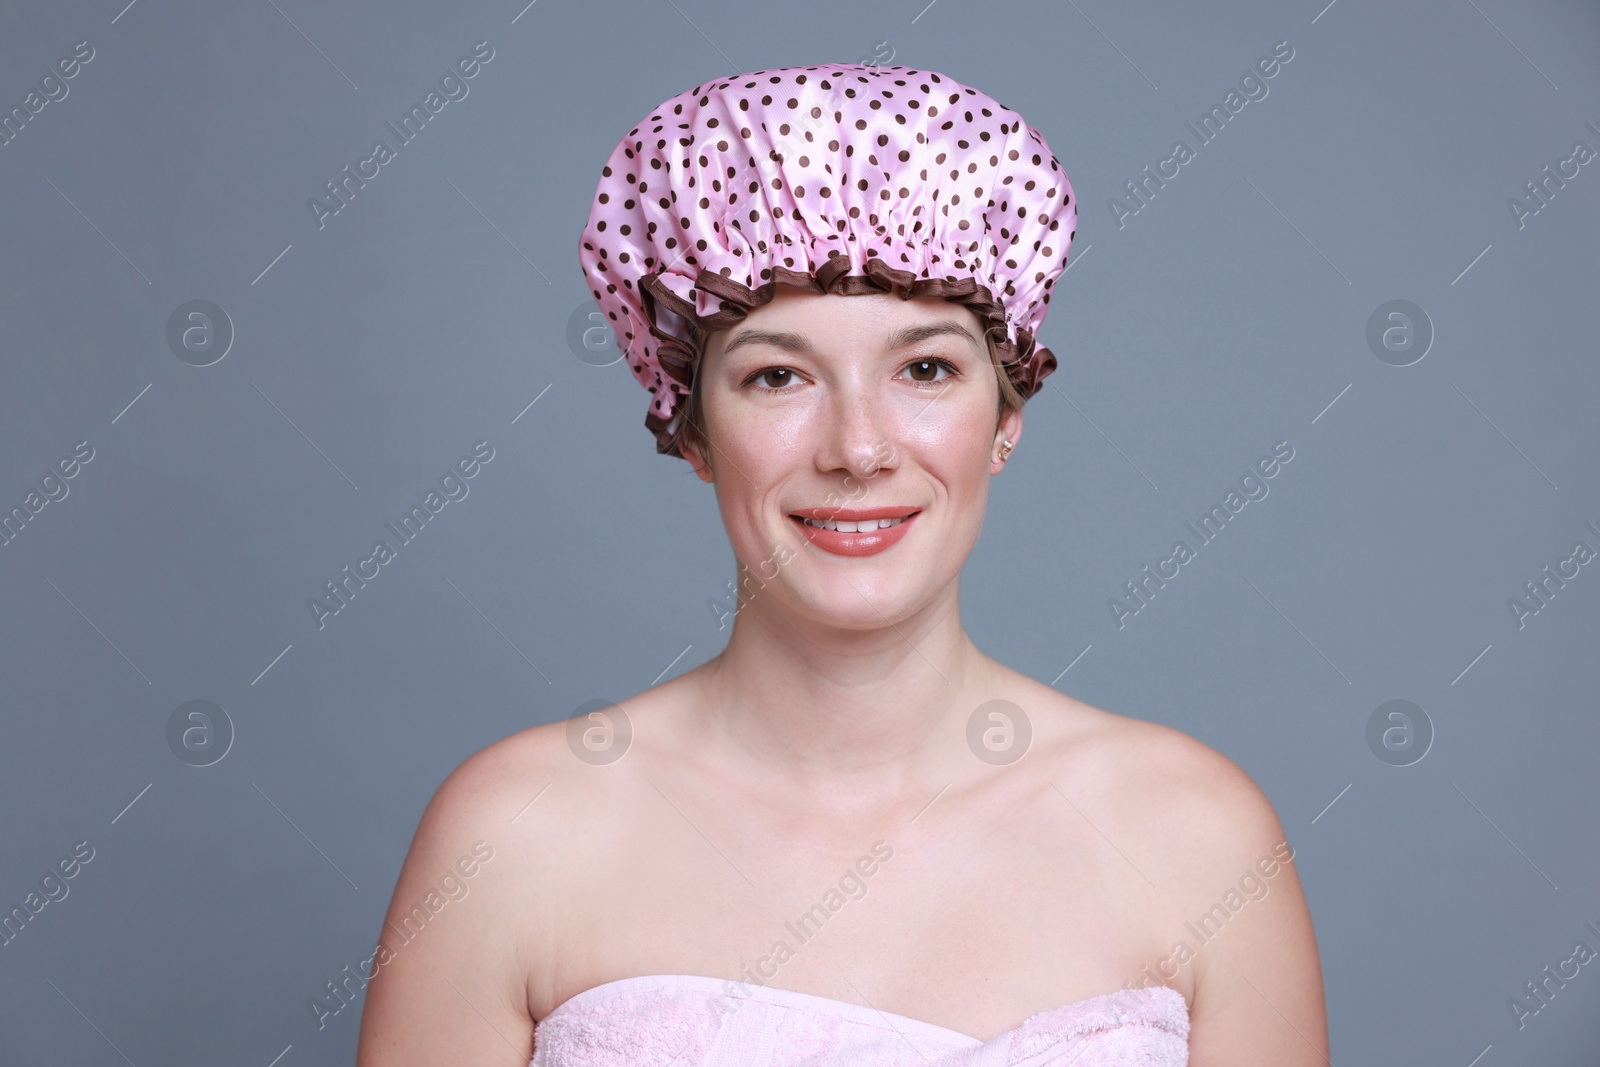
[357,63,1326,1066]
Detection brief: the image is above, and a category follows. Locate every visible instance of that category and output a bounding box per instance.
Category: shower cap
[578,63,1077,457]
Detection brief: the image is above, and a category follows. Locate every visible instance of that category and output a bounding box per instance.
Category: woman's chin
[783,574,937,630]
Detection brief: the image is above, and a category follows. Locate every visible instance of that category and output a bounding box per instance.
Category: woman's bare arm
[357,737,548,1067]
[1173,747,1328,1065]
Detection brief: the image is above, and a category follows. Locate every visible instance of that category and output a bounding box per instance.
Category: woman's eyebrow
[723,329,812,355]
[722,321,980,355]
[883,322,982,351]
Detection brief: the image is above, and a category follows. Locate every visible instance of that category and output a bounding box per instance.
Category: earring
[997,439,1014,461]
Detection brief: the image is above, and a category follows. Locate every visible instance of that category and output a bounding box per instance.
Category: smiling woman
[677,289,1025,631]
[355,62,1328,1067]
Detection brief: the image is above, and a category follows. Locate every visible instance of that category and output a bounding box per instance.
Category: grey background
[1,0,1597,1063]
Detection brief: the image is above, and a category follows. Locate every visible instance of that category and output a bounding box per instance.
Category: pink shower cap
[578,63,1077,458]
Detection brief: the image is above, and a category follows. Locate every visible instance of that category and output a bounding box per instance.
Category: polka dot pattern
[578,63,1077,458]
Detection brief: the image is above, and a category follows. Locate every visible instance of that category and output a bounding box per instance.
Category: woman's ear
[683,437,716,483]
[992,405,1024,473]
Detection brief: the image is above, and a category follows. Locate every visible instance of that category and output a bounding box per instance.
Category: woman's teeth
[798,516,908,532]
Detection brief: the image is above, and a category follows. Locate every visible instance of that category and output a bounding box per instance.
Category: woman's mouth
[797,515,911,532]
[787,508,920,557]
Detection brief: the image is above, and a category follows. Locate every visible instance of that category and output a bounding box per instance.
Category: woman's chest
[535,792,1182,1037]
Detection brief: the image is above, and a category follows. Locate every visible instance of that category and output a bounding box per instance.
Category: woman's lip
[788,506,921,521]
[788,511,919,557]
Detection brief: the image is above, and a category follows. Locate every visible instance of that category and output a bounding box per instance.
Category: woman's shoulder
[1017,677,1293,892]
[414,716,632,863]
[389,717,643,981]
[1015,682,1322,1038]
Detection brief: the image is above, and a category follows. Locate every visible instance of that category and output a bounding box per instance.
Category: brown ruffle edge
[636,254,1057,458]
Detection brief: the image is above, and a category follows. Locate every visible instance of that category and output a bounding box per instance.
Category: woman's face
[689,289,1023,630]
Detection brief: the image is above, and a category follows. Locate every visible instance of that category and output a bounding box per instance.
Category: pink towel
[530,974,1188,1066]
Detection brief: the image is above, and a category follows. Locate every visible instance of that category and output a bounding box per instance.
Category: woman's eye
[747,360,956,391]
[754,367,797,389]
[900,358,957,384]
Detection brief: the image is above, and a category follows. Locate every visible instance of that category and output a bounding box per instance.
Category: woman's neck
[689,583,1002,808]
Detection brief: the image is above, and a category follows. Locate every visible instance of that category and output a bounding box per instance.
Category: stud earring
[997,439,1014,461]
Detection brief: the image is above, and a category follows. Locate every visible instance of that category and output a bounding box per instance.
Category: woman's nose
[822,389,898,481]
